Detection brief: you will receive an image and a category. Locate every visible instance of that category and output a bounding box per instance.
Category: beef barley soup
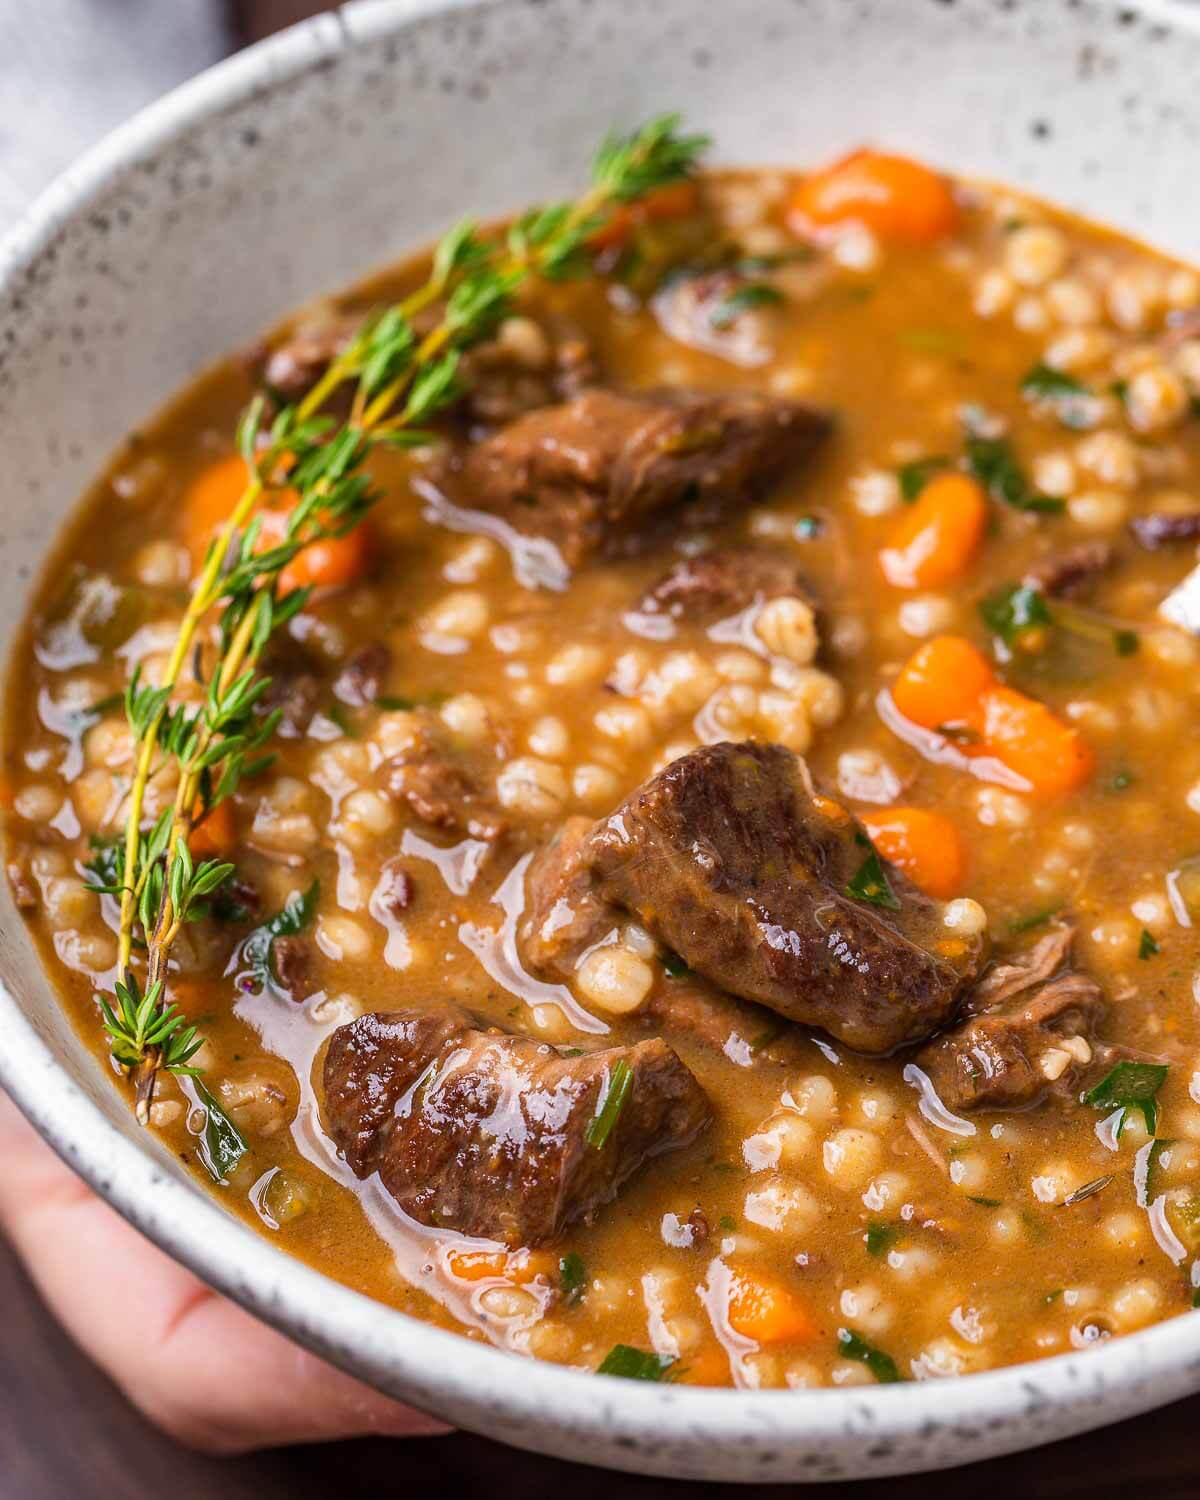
[8,122,1200,1390]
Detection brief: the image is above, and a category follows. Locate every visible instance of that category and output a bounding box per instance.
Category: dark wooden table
[2,1224,1198,1500]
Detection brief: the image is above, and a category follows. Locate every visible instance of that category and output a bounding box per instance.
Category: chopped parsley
[238,879,319,993]
[1109,770,1134,792]
[965,432,1063,513]
[596,1345,676,1381]
[795,515,822,539]
[718,1214,737,1232]
[979,582,1053,648]
[967,1195,1002,1208]
[1085,1060,1169,1137]
[865,1222,899,1257]
[1114,628,1139,657]
[662,951,691,979]
[709,282,783,329]
[1020,361,1088,401]
[586,1058,633,1150]
[1139,929,1160,960]
[845,851,900,911]
[837,1328,902,1384]
[559,1251,588,1306]
[191,1079,248,1183]
[896,454,952,504]
[1009,905,1060,936]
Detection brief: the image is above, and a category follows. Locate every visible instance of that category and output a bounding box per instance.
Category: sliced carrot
[189,798,235,860]
[860,807,966,900]
[890,635,995,731]
[787,149,960,243]
[445,1247,554,1284]
[978,684,1095,798]
[184,455,371,594]
[878,473,988,590]
[726,1268,814,1344]
[589,179,701,251]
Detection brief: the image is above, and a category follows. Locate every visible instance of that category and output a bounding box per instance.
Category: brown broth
[7,166,1200,1388]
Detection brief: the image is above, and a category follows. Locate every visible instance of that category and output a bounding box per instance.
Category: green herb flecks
[979,582,1053,649]
[965,433,1063,514]
[837,1328,903,1383]
[596,1344,676,1381]
[189,1078,248,1184]
[663,951,691,979]
[845,851,900,911]
[896,455,951,504]
[866,1222,899,1258]
[709,282,783,329]
[1136,1137,1179,1206]
[1009,905,1060,936]
[1021,362,1088,402]
[559,1251,588,1306]
[238,879,320,994]
[1085,1060,1169,1138]
[1139,929,1161,960]
[587,1058,633,1150]
[967,1195,1003,1208]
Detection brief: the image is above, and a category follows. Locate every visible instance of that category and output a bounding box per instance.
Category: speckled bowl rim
[3,0,1200,1479]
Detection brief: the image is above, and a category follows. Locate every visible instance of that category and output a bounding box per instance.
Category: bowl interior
[2,0,1200,1481]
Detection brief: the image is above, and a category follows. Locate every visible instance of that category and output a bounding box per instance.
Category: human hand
[0,1089,450,1454]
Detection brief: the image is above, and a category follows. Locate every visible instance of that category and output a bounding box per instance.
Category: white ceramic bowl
[3,0,1200,1481]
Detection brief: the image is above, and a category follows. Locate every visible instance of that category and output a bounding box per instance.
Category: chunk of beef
[644,977,800,1067]
[523,742,983,1054]
[914,926,1105,1111]
[258,313,359,400]
[1023,541,1114,599]
[333,642,391,707]
[638,547,813,622]
[323,1005,710,1246]
[270,935,312,998]
[259,643,321,739]
[429,387,831,569]
[386,745,506,842]
[1129,512,1200,550]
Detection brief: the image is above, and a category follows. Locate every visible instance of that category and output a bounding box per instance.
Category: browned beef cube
[915,925,1106,1111]
[323,1005,710,1247]
[429,387,830,569]
[1022,541,1114,599]
[637,546,814,622]
[523,742,984,1055]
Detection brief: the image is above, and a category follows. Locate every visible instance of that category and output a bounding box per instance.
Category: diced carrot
[184,453,253,569]
[890,636,1094,799]
[184,454,371,594]
[890,635,995,731]
[589,179,701,251]
[189,798,235,860]
[978,684,1095,798]
[878,473,988,590]
[676,1346,733,1387]
[256,498,373,594]
[445,1247,554,1284]
[726,1268,814,1344]
[787,149,961,243]
[860,807,966,900]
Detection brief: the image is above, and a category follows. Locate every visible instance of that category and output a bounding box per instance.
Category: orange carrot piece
[676,1346,733,1387]
[787,149,960,243]
[589,179,701,250]
[878,473,988,590]
[185,455,371,594]
[978,685,1095,798]
[890,635,995,731]
[188,798,235,860]
[445,1248,554,1284]
[726,1268,814,1344]
[860,807,966,900]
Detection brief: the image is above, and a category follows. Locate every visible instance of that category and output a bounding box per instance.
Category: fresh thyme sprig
[100,113,709,1129]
